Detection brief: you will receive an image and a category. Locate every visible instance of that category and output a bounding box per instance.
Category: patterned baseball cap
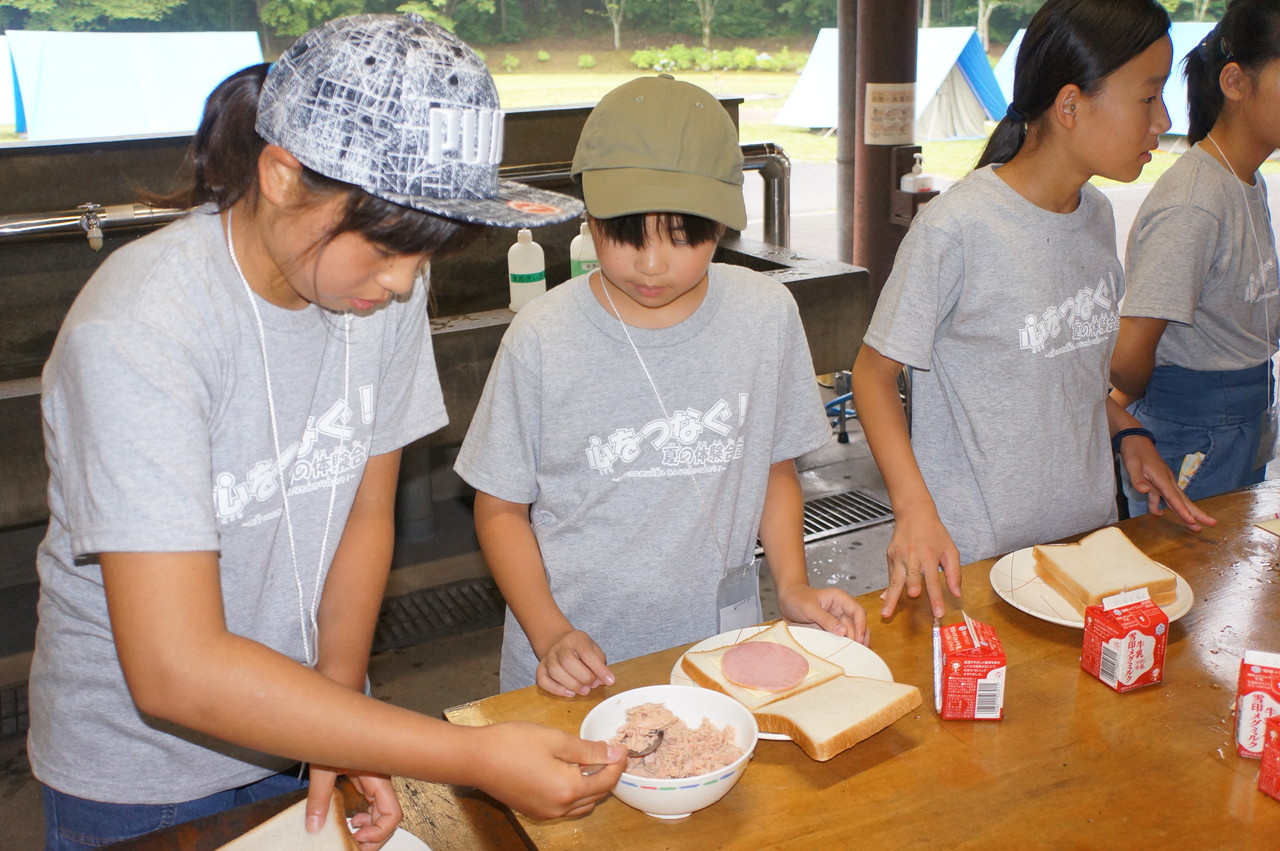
[571,74,746,231]
[256,13,581,228]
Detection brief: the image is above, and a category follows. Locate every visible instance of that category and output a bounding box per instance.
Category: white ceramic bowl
[579,684,757,819]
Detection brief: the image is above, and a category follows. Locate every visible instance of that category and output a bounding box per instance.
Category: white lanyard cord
[225,209,348,667]
[1204,134,1278,368]
[595,271,735,573]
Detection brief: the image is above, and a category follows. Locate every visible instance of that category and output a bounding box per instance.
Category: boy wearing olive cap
[457,75,869,697]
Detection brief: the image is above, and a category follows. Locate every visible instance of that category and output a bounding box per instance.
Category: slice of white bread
[752,675,922,761]
[217,790,357,850]
[1031,526,1178,616]
[681,622,844,711]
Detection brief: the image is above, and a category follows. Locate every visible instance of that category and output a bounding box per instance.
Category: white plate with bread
[670,623,902,744]
[989,527,1194,629]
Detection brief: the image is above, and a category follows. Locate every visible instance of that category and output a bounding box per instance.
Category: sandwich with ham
[681,622,921,761]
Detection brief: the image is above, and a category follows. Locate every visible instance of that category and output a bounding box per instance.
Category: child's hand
[1119,435,1217,531]
[776,584,869,645]
[880,505,962,619]
[306,766,401,850]
[537,630,615,697]
[472,722,625,820]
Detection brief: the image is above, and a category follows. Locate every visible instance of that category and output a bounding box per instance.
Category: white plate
[988,545,1194,629]
[670,625,894,741]
[347,823,431,850]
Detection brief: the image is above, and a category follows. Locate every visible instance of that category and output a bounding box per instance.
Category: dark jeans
[42,769,307,850]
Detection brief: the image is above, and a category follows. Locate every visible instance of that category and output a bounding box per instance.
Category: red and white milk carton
[934,612,1005,720]
[1081,588,1167,693]
[1260,716,1280,802]
[1236,649,1280,759]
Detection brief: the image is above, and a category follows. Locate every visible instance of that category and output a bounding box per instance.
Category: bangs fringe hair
[591,212,726,249]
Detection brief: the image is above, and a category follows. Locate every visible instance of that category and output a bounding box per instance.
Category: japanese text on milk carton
[1237,650,1280,759]
[1081,589,1167,692]
[935,612,1005,720]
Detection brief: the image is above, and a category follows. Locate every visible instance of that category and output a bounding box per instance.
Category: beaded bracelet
[1111,426,1155,454]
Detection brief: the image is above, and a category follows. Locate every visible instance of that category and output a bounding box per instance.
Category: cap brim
[379,179,584,227]
[581,168,747,231]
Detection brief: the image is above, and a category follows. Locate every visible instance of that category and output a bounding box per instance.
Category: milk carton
[1259,716,1280,802]
[1081,589,1167,693]
[1236,649,1280,759]
[935,613,1005,720]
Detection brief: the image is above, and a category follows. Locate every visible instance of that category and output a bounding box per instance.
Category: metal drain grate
[756,488,894,556]
[372,577,506,653]
[1,682,28,738]
[802,489,894,542]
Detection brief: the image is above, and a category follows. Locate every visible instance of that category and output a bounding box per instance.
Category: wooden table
[401,483,1280,849]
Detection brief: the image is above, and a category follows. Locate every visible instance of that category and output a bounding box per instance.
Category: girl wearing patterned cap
[29,14,623,849]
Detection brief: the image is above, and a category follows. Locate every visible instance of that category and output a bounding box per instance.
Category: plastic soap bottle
[508,228,546,312]
[900,153,934,193]
[569,221,599,278]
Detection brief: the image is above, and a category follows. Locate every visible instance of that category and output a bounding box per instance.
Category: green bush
[537,50,551,62]
[630,48,659,69]
[578,53,597,69]
[503,53,520,73]
[629,44,808,73]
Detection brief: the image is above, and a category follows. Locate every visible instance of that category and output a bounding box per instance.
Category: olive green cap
[571,74,747,231]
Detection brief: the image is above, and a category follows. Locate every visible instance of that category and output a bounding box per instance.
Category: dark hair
[589,212,725,250]
[146,63,482,258]
[977,0,1171,168]
[1184,0,1280,145]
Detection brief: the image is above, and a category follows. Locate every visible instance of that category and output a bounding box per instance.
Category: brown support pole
[852,0,917,301]
[836,0,857,264]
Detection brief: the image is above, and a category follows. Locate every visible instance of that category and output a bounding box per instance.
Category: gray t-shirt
[1122,145,1280,371]
[864,165,1119,564]
[455,265,831,690]
[29,207,446,803]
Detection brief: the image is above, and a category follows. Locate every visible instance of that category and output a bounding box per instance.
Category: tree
[0,0,185,30]
[690,0,717,49]
[601,0,625,50]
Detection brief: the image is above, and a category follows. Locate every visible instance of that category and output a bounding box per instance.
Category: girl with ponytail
[1111,0,1280,512]
[852,0,1214,620]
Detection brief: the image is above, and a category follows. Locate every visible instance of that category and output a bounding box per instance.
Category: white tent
[0,37,15,127]
[6,30,262,142]
[776,27,1008,140]
[993,22,1215,138]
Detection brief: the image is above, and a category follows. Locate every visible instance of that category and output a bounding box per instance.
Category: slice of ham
[721,640,809,692]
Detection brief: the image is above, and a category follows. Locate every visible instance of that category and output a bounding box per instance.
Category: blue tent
[6,29,261,142]
[993,22,1215,137]
[776,27,1008,140]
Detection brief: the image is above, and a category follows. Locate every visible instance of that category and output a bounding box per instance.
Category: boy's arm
[1110,316,1169,401]
[473,491,614,696]
[850,343,962,619]
[761,459,868,644]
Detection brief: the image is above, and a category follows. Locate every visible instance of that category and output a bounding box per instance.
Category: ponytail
[145,63,270,210]
[1184,0,1280,145]
[977,0,1170,169]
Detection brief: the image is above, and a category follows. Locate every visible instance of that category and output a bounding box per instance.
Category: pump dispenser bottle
[569,221,599,278]
[900,153,934,193]
[508,228,546,312]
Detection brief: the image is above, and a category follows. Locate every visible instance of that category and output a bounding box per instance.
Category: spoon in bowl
[581,728,665,776]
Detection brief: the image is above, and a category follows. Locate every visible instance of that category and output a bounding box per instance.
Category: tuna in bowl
[579,684,758,819]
